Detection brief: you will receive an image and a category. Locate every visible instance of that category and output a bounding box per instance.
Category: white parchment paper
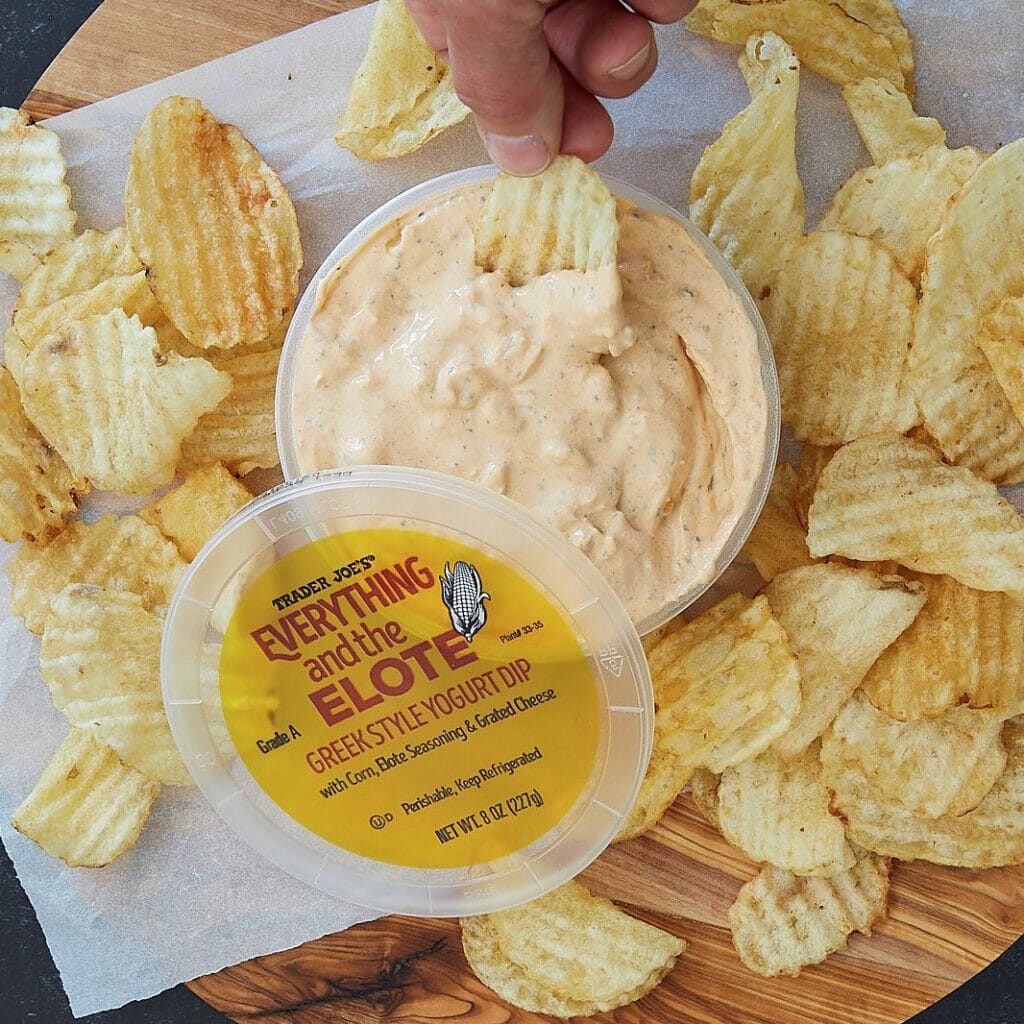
[1,2,1023,1016]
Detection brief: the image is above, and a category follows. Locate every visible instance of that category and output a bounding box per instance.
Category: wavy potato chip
[461,880,685,1016]
[729,847,891,977]
[0,107,76,254]
[0,367,86,543]
[806,434,1024,592]
[141,463,251,561]
[863,573,1024,721]
[825,693,1007,819]
[475,156,618,286]
[824,718,1024,867]
[6,513,186,633]
[819,146,984,286]
[976,294,1024,430]
[910,139,1024,484]
[11,727,159,867]
[689,768,722,832]
[0,239,39,282]
[767,563,926,759]
[742,462,818,582]
[336,0,469,160]
[125,96,302,350]
[718,745,856,876]
[2,326,28,385]
[686,0,910,94]
[615,745,693,842]
[689,33,804,297]
[794,445,835,529]
[843,77,945,165]
[20,310,231,494]
[41,586,190,786]
[761,232,918,445]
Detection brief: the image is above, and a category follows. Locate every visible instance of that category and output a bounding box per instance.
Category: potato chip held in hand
[11,727,159,867]
[20,309,231,495]
[125,96,302,350]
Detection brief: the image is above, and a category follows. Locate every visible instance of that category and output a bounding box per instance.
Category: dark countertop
[0,3,1021,1022]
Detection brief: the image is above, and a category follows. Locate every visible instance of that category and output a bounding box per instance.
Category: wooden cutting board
[23,4,1024,1022]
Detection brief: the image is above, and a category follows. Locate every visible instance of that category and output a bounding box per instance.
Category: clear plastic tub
[162,466,652,917]
[275,166,781,636]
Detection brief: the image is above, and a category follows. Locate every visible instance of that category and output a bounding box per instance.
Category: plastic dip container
[275,166,781,636]
[162,466,653,917]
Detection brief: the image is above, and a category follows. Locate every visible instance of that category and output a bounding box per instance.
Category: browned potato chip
[141,463,251,561]
[687,1,911,95]
[336,0,469,159]
[863,573,1024,721]
[729,846,891,977]
[761,232,918,445]
[825,693,1008,819]
[41,586,190,786]
[824,718,1024,867]
[0,107,76,254]
[794,445,835,529]
[806,434,1024,592]
[0,239,39,282]
[767,563,926,759]
[0,366,86,542]
[742,462,818,582]
[910,139,1024,484]
[125,96,302,350]
[976,294,1024,430]
[718,744,855,876]
[689,33,804,297]
[475,156,618,286]
[20,310,231,494]
[461,880,685,1016]
[843,77,945,165]
[6,513,186,634]
[819,146,984,286]
[11,727,159,867]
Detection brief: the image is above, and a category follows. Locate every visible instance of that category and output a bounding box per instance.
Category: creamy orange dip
[290,186,767,624]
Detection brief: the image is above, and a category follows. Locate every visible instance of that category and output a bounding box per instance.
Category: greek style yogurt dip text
[290,185,767,624]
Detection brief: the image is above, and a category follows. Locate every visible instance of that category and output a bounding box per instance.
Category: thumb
[441,0,563,176]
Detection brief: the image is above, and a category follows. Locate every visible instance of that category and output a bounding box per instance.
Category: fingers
[629,0,699,23]
[558,65,615,163]
[544,0,657,100]
[440,0,563,175]
[404,0,447,52]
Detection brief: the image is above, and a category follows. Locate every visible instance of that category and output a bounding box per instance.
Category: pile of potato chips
[0,95,298,864]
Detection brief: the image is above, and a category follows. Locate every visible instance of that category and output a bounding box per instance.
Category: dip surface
[290,185,767,624]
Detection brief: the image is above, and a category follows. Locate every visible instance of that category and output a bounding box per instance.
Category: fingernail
[484,133,551,176]
[608,40,653,80]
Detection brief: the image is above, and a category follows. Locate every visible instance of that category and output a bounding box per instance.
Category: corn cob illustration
[439,560,490,643]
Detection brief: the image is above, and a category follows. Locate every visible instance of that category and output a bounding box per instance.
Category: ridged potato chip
[689,33,804,297]
[976,295,1024,430]
[40,586,189,786]
[655,593,802,772]
[0,107,76,254]
[689,769,722,831]
[11,727,159,867]
[794,445,834,529]
[767,563,926,759]
[15,227,141,311]
[742,463,818,582]
[0,239,39,282]
[6,513,186,634]
[125,96,302,350]
[806,434,1024,592]
[475,156,618,286]
[20,310,231,494]
[141,463,251,561]
[336,0,469,160]
[2,327,28,385]
[825,693,1007,819]
[761,232,918,445]
[843,77,945,165]
[910,139,1024,484]
[728,847,891,977]
[863,573,1024,721]
[718,745,856,876]
[686,0,911,95]
[824,718,1024,867]
[0,367,86,543]
[616,745,693,842]
[819,146,984,286]
[461,880,685,1016]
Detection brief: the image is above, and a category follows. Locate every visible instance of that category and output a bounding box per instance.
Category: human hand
[406,0,697,175]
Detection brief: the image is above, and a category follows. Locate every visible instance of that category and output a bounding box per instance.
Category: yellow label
[220,529,601,869]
